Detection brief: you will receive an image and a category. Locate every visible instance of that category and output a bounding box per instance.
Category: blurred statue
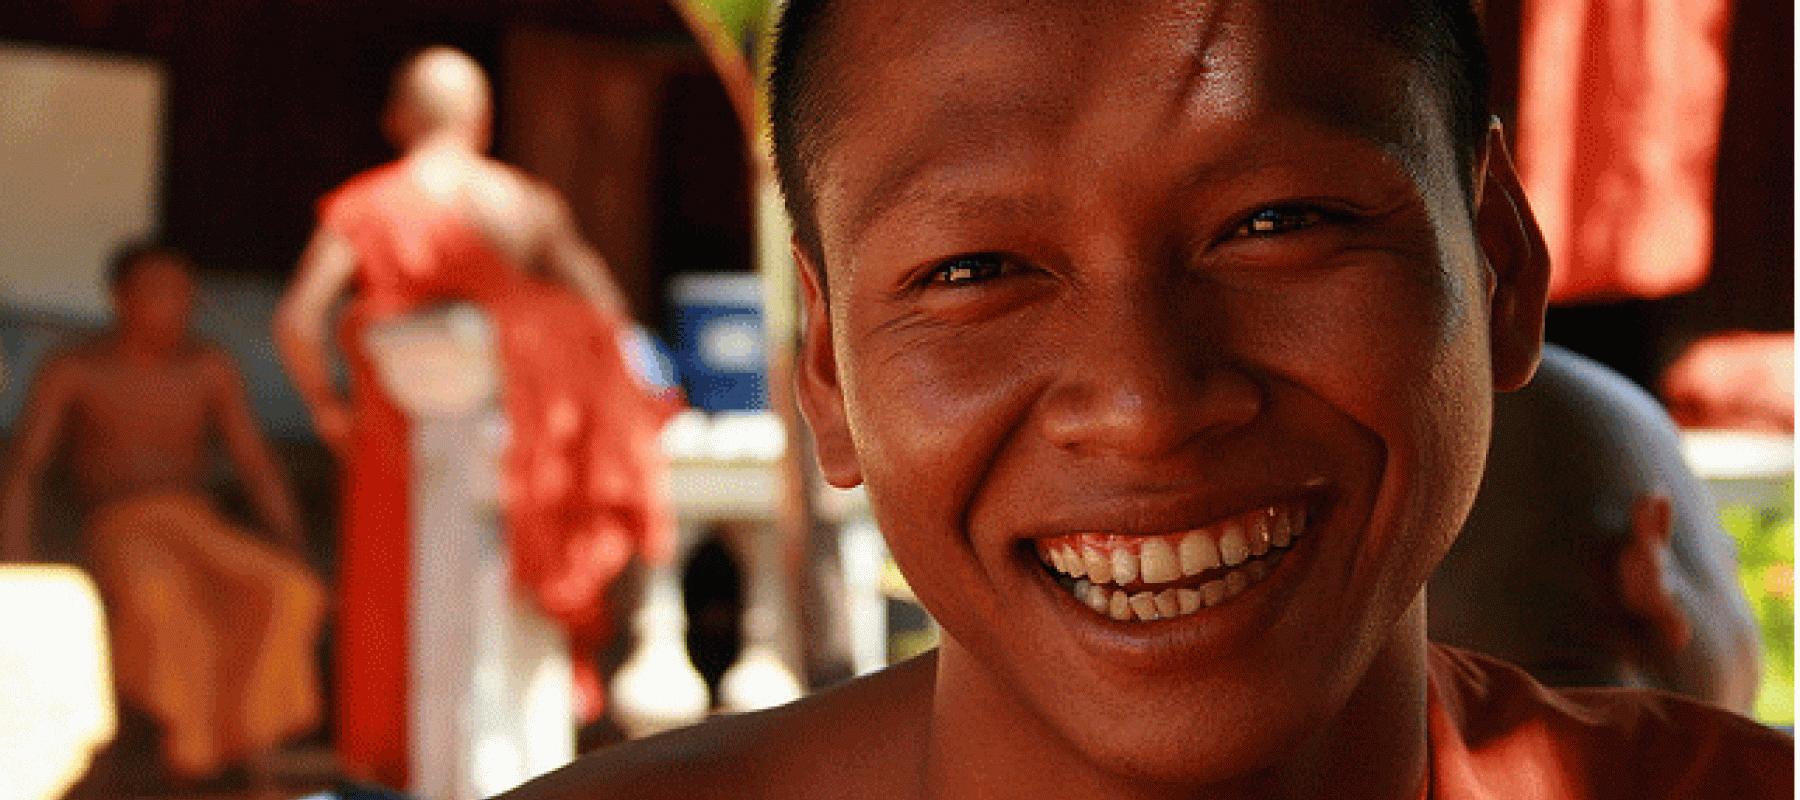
[1429,344,1762,712]
[1,244,324,782]
[275,46,676,789]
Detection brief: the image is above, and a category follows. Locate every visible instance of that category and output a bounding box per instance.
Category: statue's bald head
[385,46,491,149]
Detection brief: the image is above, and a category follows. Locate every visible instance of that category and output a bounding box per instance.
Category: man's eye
[1233,206,1324,238]
[931,254,1009,285]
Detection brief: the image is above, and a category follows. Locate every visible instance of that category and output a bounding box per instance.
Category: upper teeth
[1037,504,1306,621]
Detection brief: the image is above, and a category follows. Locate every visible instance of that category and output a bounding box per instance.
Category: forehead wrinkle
[1148,0,1244,124]
[1121,1,1420,165]
[818,0,1457,268]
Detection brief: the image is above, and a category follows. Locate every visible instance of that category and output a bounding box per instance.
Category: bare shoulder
[36,345,93,381]
[502,652,938,800]
[31,341,104,392]
[504,170,573,226]
[468,157,550,206]
[465,159,564,240]
[504,167,559,205]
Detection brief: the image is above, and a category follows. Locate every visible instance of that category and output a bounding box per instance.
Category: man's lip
[1009,483,1331,543]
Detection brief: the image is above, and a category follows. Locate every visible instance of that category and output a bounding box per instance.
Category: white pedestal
[608,555,710,738]
[410,413,573,800]
[362,306,575,800]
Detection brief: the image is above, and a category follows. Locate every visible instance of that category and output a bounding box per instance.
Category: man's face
[798,0,1541,783]
[115,255,195,346]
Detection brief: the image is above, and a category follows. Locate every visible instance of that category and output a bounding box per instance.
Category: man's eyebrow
[850,177,1059,251]
[840,134,1057,248]
[843,156,945,246]
[838,93,1065,246]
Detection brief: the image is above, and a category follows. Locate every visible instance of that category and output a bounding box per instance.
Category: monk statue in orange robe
[275,46,676,788]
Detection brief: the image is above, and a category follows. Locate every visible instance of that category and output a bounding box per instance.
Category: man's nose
[1034,287,1262,460]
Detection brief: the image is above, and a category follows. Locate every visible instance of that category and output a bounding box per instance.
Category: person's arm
[274,226,359,458]
[538,188,630,322]
[1,355,77,561]
[203,349,308,558]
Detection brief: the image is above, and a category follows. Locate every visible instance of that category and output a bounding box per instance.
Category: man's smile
[1030,500,1313,622]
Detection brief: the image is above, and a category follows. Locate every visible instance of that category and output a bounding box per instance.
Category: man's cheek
[851,344,1034,494]
[1260,275,1463,418]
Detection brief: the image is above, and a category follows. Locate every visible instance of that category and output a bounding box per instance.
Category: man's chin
[1044,696,1313,790]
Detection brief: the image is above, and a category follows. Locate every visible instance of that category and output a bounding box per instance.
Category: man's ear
[1616,493,1693,654]
[793,242,864,489]
[1475,121,1551,392]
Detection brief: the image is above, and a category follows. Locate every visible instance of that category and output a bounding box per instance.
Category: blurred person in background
[276,45,676,788]
[1,242,324,783]
[1430,344,1762,712]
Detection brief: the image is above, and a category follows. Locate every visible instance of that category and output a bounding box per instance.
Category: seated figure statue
[0,243,325,781]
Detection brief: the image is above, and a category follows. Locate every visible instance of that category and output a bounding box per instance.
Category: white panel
[0,43,162,321]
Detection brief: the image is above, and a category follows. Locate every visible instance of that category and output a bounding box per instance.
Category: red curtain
[1514,0,1735,303]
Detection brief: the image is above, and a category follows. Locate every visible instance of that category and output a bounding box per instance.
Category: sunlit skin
[499,1,1548,798]
[1,253,306,560]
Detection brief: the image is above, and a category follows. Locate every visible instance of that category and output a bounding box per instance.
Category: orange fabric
[1660,331,1794,433]
[320,164,678,786]
[84,491,325,780]
[1426,644,1792,799]
[1515,0,1733,303]
[332,301,413,789]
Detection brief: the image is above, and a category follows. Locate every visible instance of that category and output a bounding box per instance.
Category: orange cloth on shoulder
[1426,644,1791,799]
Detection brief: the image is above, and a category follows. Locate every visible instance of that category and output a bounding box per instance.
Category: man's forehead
[819,0,1421,109]
[814,0,1437,257]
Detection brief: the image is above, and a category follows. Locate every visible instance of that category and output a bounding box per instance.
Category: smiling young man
[501,1,1792,798]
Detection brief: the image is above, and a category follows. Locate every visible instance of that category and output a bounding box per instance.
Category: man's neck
[107,331,183,366]
[921,607,1433,800]
[406,131,483,159]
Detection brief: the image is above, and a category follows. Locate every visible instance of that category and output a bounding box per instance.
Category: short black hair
[769,0,1490,274]
[106,240,189,287]
[768,0,843,274]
